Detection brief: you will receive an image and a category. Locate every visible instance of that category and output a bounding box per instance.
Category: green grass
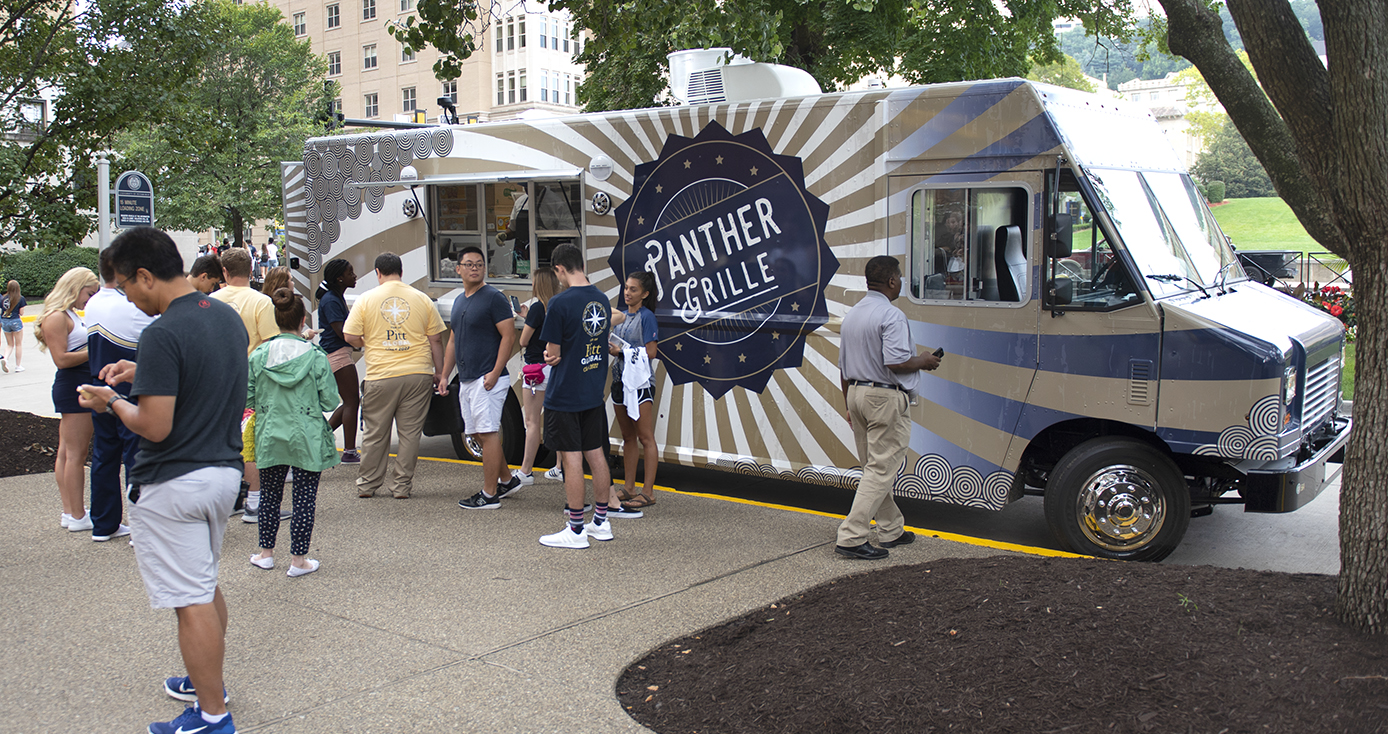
[1208,198,1322,252]
[1343,342,1355,401]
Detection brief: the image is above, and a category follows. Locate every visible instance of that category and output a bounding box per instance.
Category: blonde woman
[511,267,561,484]
[1,280,25,372]
[36,266,100,531]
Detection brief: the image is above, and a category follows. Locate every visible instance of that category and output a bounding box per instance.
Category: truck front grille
[1302,355,1341,430]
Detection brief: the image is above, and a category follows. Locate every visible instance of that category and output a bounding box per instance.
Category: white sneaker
[61,513,72,528]
[1,356,7,372]
[93,524,131,542]
[544,466,564,481]
[511,469,535,486]
[13,365,23,372]
[583,520,614,541]
[540,525,589,549]
[67,514,94,532]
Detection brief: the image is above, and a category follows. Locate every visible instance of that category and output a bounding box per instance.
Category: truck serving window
[909,187,1029,303]
[431,179,582,283]
[1046,172,1140,311]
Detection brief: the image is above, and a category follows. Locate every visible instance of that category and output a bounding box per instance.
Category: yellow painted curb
[405,451,1081,559]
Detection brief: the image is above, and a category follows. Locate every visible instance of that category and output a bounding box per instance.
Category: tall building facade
[272,0,587,125]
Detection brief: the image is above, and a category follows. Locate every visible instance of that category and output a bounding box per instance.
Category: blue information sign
[115,171,154,228]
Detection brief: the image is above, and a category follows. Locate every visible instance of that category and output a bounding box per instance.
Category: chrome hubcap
[465,435,483,458]
[1076,464,1166,551]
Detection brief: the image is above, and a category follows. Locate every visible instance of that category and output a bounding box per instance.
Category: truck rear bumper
[1239,414,1352,513]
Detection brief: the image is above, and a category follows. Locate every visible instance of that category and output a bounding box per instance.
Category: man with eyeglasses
[448,247,521,509]
[343,252,447,499]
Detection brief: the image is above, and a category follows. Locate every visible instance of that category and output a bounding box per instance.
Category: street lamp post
[97,151,111,250]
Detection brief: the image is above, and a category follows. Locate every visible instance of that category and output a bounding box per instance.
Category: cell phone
[933,347,945,358]
[510,295,521,312]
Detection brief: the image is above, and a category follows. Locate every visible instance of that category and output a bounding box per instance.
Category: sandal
[614,486,639,503]
[622,494,656,509]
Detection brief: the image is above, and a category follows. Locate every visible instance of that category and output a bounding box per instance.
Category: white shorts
[130,466,240,609]
[458,375,509,435]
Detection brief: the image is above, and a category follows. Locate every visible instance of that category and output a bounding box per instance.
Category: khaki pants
[356,373,434,498]
[837,384,910,547]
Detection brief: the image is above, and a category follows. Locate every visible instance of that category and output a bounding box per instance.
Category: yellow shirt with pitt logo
[343,280,445,381]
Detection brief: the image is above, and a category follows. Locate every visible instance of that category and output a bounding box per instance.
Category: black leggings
[257,465,320,556]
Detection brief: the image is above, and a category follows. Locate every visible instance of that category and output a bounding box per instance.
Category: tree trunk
[230,208,244,249]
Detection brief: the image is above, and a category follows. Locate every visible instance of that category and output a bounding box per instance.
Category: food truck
[282,62,1350,561]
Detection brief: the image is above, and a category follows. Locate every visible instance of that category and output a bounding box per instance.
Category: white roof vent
[667,49,821,105]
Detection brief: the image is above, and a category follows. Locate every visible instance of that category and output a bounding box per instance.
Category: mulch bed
[619,555,1388,734]
[0,408,62,478]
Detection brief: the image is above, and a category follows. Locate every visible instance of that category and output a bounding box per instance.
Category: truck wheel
[1043,437,1190,562]
[450,388,527,465]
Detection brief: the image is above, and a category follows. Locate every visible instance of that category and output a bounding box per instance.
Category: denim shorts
[0,317,22,333]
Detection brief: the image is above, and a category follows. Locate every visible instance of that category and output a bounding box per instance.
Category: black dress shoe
[879,531,916,548]
[835,542,888,560]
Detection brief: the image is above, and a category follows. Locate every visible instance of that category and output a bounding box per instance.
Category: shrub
[0,246,100,300]
[1205,181,1226,204]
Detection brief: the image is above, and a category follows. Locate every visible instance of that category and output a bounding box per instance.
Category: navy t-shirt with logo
[539,284,610,412]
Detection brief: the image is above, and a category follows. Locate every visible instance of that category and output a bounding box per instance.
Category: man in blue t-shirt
[538,244,616,548]
[447,247,521,510]
[78,227,247,734]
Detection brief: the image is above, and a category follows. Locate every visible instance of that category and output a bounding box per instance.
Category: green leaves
[387,0,481,82]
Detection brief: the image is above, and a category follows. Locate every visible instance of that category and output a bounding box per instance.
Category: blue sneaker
[163,676,229,704]
[148,705,236,734]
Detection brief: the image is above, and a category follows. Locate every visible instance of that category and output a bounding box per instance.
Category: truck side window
[909,186,1028,303]
[1048,178,1140,310]
[431,179,583,283]
[434,184,482,282]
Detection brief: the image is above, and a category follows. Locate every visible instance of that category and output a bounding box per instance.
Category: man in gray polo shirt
[836,255,941,560]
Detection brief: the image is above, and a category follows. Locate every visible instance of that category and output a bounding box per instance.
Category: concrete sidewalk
[0,444,1008,734]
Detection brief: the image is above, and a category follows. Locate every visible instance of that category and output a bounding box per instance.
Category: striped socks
[567,506,584,534]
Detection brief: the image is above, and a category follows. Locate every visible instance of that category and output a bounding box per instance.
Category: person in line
[538,244,616,549]
[188,254,223,294]
[511,267,560,485]
[343,252,447,499]
[450,247,523,509]
[265,239,279,271]
[1,279,26,373]
[213,248,280,524]
[318,259,362,463]
[260,267,291,299]
[247,288,340,577]
[36,266,99,532]
[77,227,247,734]
[84,249,155,542]
[835,255,941,560]
[607,271,660,517]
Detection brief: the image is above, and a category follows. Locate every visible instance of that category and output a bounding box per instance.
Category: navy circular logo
[608,121,835,398]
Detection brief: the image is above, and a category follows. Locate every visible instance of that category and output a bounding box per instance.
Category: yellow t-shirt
[343,280,445,380]
[211,285,278,354]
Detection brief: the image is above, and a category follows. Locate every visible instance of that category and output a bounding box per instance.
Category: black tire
[450,387,527,465]
[1043,437,1190,562]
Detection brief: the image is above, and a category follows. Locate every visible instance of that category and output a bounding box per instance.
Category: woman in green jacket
[247,287,341,577]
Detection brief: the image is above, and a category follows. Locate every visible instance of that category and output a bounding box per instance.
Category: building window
[518,18,526,48]
[326,4,340,28]
[539,19,547,49]
[564,74,571,105]
[363,44,377,70]
[364,93,378,118]
[442,80,457,104]
[496,75,504,106]
[327,51,342,76]
[402,45,415,63]
[562,24,569,52]
[572,32,580,57]
[400,0,414,11]
[519,72,527,102]
[551,74,559,104]
[507,71,516,104]
[506,19,514,51]
[496,26,503,53]
[363,0,375,21]
[402,86,416,112]
[540,70,548,102]
[332,98,343,114]
[293,12,306,35]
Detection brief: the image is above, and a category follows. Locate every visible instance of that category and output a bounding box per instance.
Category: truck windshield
[1086,169,1244,297]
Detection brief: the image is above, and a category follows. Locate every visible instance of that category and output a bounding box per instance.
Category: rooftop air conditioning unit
[667,49,821,105]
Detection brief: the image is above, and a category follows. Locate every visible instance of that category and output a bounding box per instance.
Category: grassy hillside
[1208,198,1321,252]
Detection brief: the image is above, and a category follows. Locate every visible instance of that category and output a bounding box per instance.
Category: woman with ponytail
[246,288,340,577]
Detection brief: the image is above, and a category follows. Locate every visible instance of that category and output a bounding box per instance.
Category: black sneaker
[458,491,500,510]
[495,475,524,499]
[607,504,644,519]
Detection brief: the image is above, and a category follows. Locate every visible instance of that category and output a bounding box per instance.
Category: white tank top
[65,308,87,352]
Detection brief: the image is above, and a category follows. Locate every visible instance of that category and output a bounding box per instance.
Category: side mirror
[1047,213,1073,258]
[1048,277,1073,307]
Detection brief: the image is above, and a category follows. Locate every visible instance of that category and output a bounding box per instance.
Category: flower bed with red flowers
[1301,284,1356,338]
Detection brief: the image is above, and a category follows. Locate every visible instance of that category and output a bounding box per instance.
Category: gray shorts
[130,466,240,609]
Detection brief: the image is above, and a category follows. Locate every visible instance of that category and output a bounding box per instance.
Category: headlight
[1283,365,1297,422]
